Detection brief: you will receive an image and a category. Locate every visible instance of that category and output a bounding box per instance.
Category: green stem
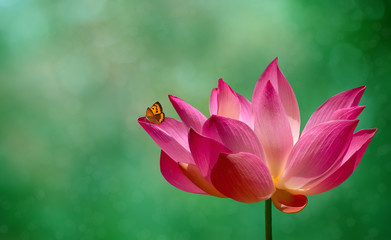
[265,198,272,240]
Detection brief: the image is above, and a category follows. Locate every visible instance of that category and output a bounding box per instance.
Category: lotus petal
[211,152,274,203]
[209,88,218,116]
[188,129,232,180]
[216,79,241,119]
[278,120,358,190]
[253,81,293,178]
[302,86,365,135]
[160,151,206,194]
[252,58,300,142]
[202,115,265,159]
[329,106,365,121]
[304,129,376,195]
[138,117,193,163]
[271,189,307,213]
[237,93,253,127]
[169,95,207,133]
[178,162,226,198]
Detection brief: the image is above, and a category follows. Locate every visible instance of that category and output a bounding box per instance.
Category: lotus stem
[265,198,272,240]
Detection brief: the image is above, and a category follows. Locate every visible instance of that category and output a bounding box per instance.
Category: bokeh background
[0,0,390,239]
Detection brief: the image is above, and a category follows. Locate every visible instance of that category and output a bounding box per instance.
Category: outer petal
[237,93,253,128]
[211,152,275,203]
[343,128,377,166]
[304,129,376,195]
[252,81,293,178]
[209,88,218,116]
[216,79,241,119]
[160,151,206,194]
[302,86,365,135]
[138,117,193,163]
[202,115,265,159]
[169,95,207,133]
[178,163,226,198]
[252,58,300,142]
[188,129,232,180]
[271,189,307,213]
[278,120,359,190]
[329,106,365,121]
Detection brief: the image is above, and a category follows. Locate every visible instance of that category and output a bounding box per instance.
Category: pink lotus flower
[138,58,376,213]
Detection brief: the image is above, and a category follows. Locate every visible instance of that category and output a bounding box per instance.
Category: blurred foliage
[0,0,390,239]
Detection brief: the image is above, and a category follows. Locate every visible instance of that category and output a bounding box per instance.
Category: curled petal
[216,79,241,119]
[252,81,293,178]
[278,120,358,190]
[178,163,226,198]
[169,95,207,133]
[138,117,193,163]
[302,86,366,135]
[237,93,253,128]
[160,151,206,194]
[202,115,265,159]
[304,129,377,195]
[252,58,300,142]
[188,129,232,180]
[211,152,275,203]
[329,106,365,121]
[271,189,307,213]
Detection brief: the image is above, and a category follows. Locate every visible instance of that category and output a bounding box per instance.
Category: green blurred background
[0,0,390,239]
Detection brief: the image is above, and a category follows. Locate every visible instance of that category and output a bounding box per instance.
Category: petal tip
[356,85,366,95]
[367,128,377,136]
[218,78,225,86]
[344,119,360,132]
[168,94,181,103]
[138,117,148,124]
[345,118,360,127]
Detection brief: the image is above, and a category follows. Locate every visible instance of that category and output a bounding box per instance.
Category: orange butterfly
[146,102,165,125]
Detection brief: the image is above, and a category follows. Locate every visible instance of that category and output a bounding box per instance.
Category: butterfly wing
[146,107,159,124]
[155,112,165,124]
[154,102,163,112]
[146,102,165,125]
[150,102,163,115]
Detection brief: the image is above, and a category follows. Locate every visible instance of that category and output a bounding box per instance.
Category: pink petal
[304,129,376,195]
[278,120,359,190]
[237,93,253,128]
[271,189,307,213]
[169,95,207,133]
[210,152,275,203]
[202,115,265,159]
[178,162,226,198]
[302,86,366,135]
[188,129,232,180]
[252,81,293,178]
[216,79,241,119]
[343,128,377,166]
[252,58,300,142]
[138,117,193,163]
[329,106,365,121]
[209,88,218,116]
[160,151,206,194]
